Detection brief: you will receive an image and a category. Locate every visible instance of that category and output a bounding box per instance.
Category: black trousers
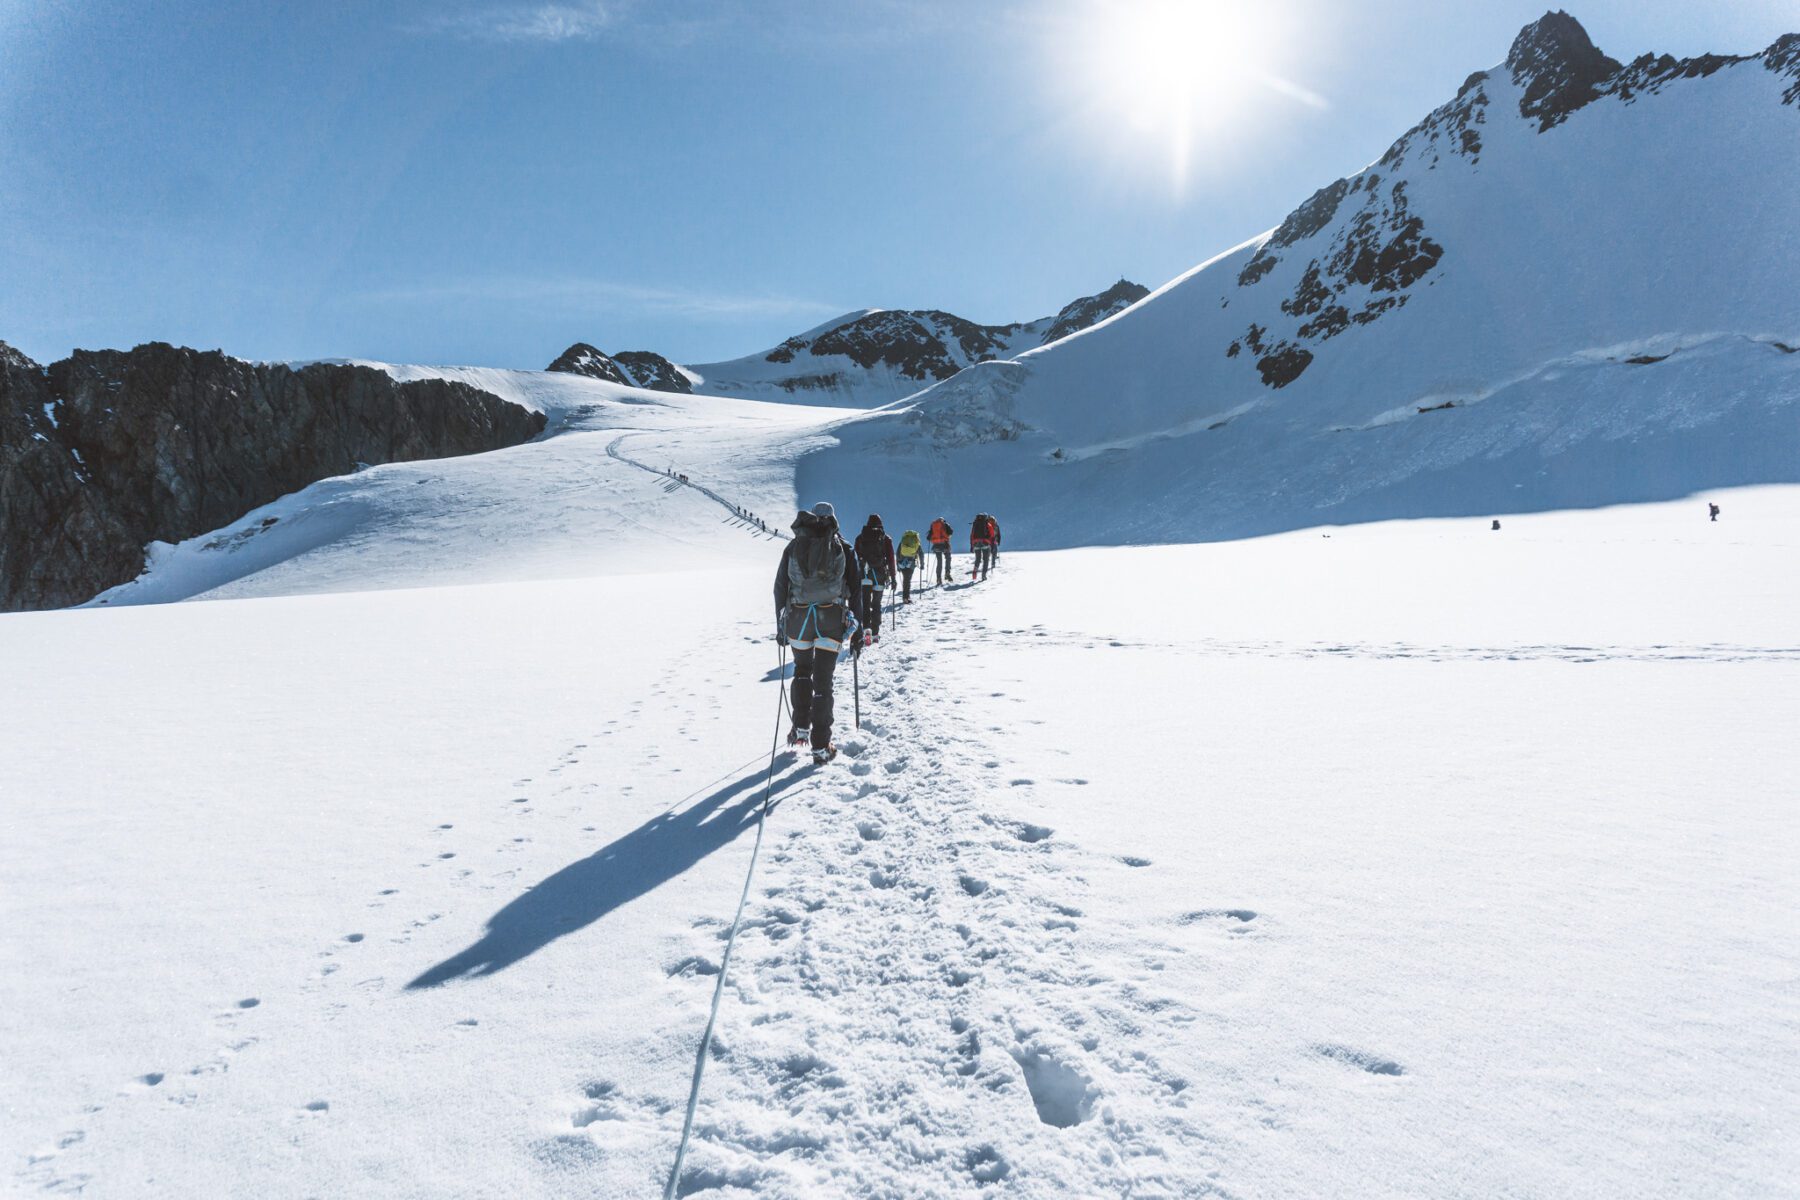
[791,646,839,748]
[900,567,914,600]
[860,585,885,637]
[972,545,992,577]
[933,544,951,582]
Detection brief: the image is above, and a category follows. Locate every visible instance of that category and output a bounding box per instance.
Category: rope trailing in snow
[664,642,791,1200]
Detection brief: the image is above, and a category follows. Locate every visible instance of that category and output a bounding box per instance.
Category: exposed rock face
[545,343,693,393]
[0,341,545,611]
[1508,10,1623,130]
[770,309,1011,384]
[720,281,1151,397]
[610,351,693,394]
[1768,34,1800,103]
[546,342,629,385]
[1042,279,1150,343]
[1504,11,1800,128]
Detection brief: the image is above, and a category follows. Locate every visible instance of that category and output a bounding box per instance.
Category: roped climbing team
[775,503,1003,764]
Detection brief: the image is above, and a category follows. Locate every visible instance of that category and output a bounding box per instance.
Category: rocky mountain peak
[1507,10,1623,130]
[545,343,692,393]
[546,342,628,385]
[1044,280,1150,343]
[0,339,42,374]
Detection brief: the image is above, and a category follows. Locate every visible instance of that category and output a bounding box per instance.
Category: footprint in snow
[1180,909,1258,925]
[1313,1044,1405,1076]
[1119,856,1153,868]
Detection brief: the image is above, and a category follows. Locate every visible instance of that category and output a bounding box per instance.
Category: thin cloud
[1259,74,1331,111]
[352,276,842,321]
[418,1,617,44]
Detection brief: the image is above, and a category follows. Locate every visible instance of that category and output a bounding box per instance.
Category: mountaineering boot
[811,744,838,765]
[788,726,810,748]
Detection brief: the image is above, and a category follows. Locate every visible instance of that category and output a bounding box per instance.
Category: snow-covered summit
[681,280,1148,406]
[803,13,1800,546]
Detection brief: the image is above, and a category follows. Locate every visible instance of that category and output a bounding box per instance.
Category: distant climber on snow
[928,517,954,585]
[969,513,996,580]
[853,514,896,645]
[1709,502,1721,522]
[896,529,922,602]
[988,513,1002,566]
[774,501,861,765]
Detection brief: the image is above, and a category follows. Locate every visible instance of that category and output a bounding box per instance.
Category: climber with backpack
[852,514,896,645]
[987,514,1001,566]
[969,512,995,580]
[774,502,862,764]
[896,529,922,602]
[927,516,954,585]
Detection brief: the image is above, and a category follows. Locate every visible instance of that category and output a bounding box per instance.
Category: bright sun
[1044,0,1326,193]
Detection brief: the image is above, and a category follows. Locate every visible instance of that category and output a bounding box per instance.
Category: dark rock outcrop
[0,341,545,611]
[1767,34,1800,104]
[1508,10,1623,131]
[1042,279,1150,343]
[546,343,693,393]
[750,281,1150,391]
[611,351,693,394]
[546,342,629,385]
[1503,12,1794,129]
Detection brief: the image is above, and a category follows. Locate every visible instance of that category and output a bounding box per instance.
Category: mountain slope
[0,342,546,611]
[801,13,1800,545]
[681,279,1148,406]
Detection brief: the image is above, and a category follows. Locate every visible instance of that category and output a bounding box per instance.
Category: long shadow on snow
[408,762,809,988]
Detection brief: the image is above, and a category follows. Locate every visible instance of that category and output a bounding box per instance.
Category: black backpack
[788,515,846,605]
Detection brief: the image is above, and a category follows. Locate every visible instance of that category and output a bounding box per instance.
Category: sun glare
[1043,0,1326,194]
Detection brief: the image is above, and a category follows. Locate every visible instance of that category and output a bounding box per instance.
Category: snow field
[3,390,1797,1195]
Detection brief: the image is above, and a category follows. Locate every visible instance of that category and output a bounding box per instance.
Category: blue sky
[1,0,1792,368]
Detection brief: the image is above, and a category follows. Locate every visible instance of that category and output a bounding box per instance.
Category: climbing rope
[663,641,791,1199]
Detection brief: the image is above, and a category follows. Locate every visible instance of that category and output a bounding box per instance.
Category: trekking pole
[852,641,861,729]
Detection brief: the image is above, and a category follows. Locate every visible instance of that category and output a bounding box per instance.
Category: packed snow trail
[641,574,1223,1198]
[5,488,1797,1197]
[605,434,789,542]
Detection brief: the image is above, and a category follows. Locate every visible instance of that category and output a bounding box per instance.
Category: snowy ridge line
[666,643,795,1200]
[605,435,790,541]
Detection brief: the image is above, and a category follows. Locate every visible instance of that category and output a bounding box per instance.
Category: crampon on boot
[811,744,838,765]
[787,726,810,748]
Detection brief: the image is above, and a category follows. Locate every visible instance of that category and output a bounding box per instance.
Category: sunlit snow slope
[90,366,855,606]
[803,18,1800,547]
[6,489,1797,1198]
